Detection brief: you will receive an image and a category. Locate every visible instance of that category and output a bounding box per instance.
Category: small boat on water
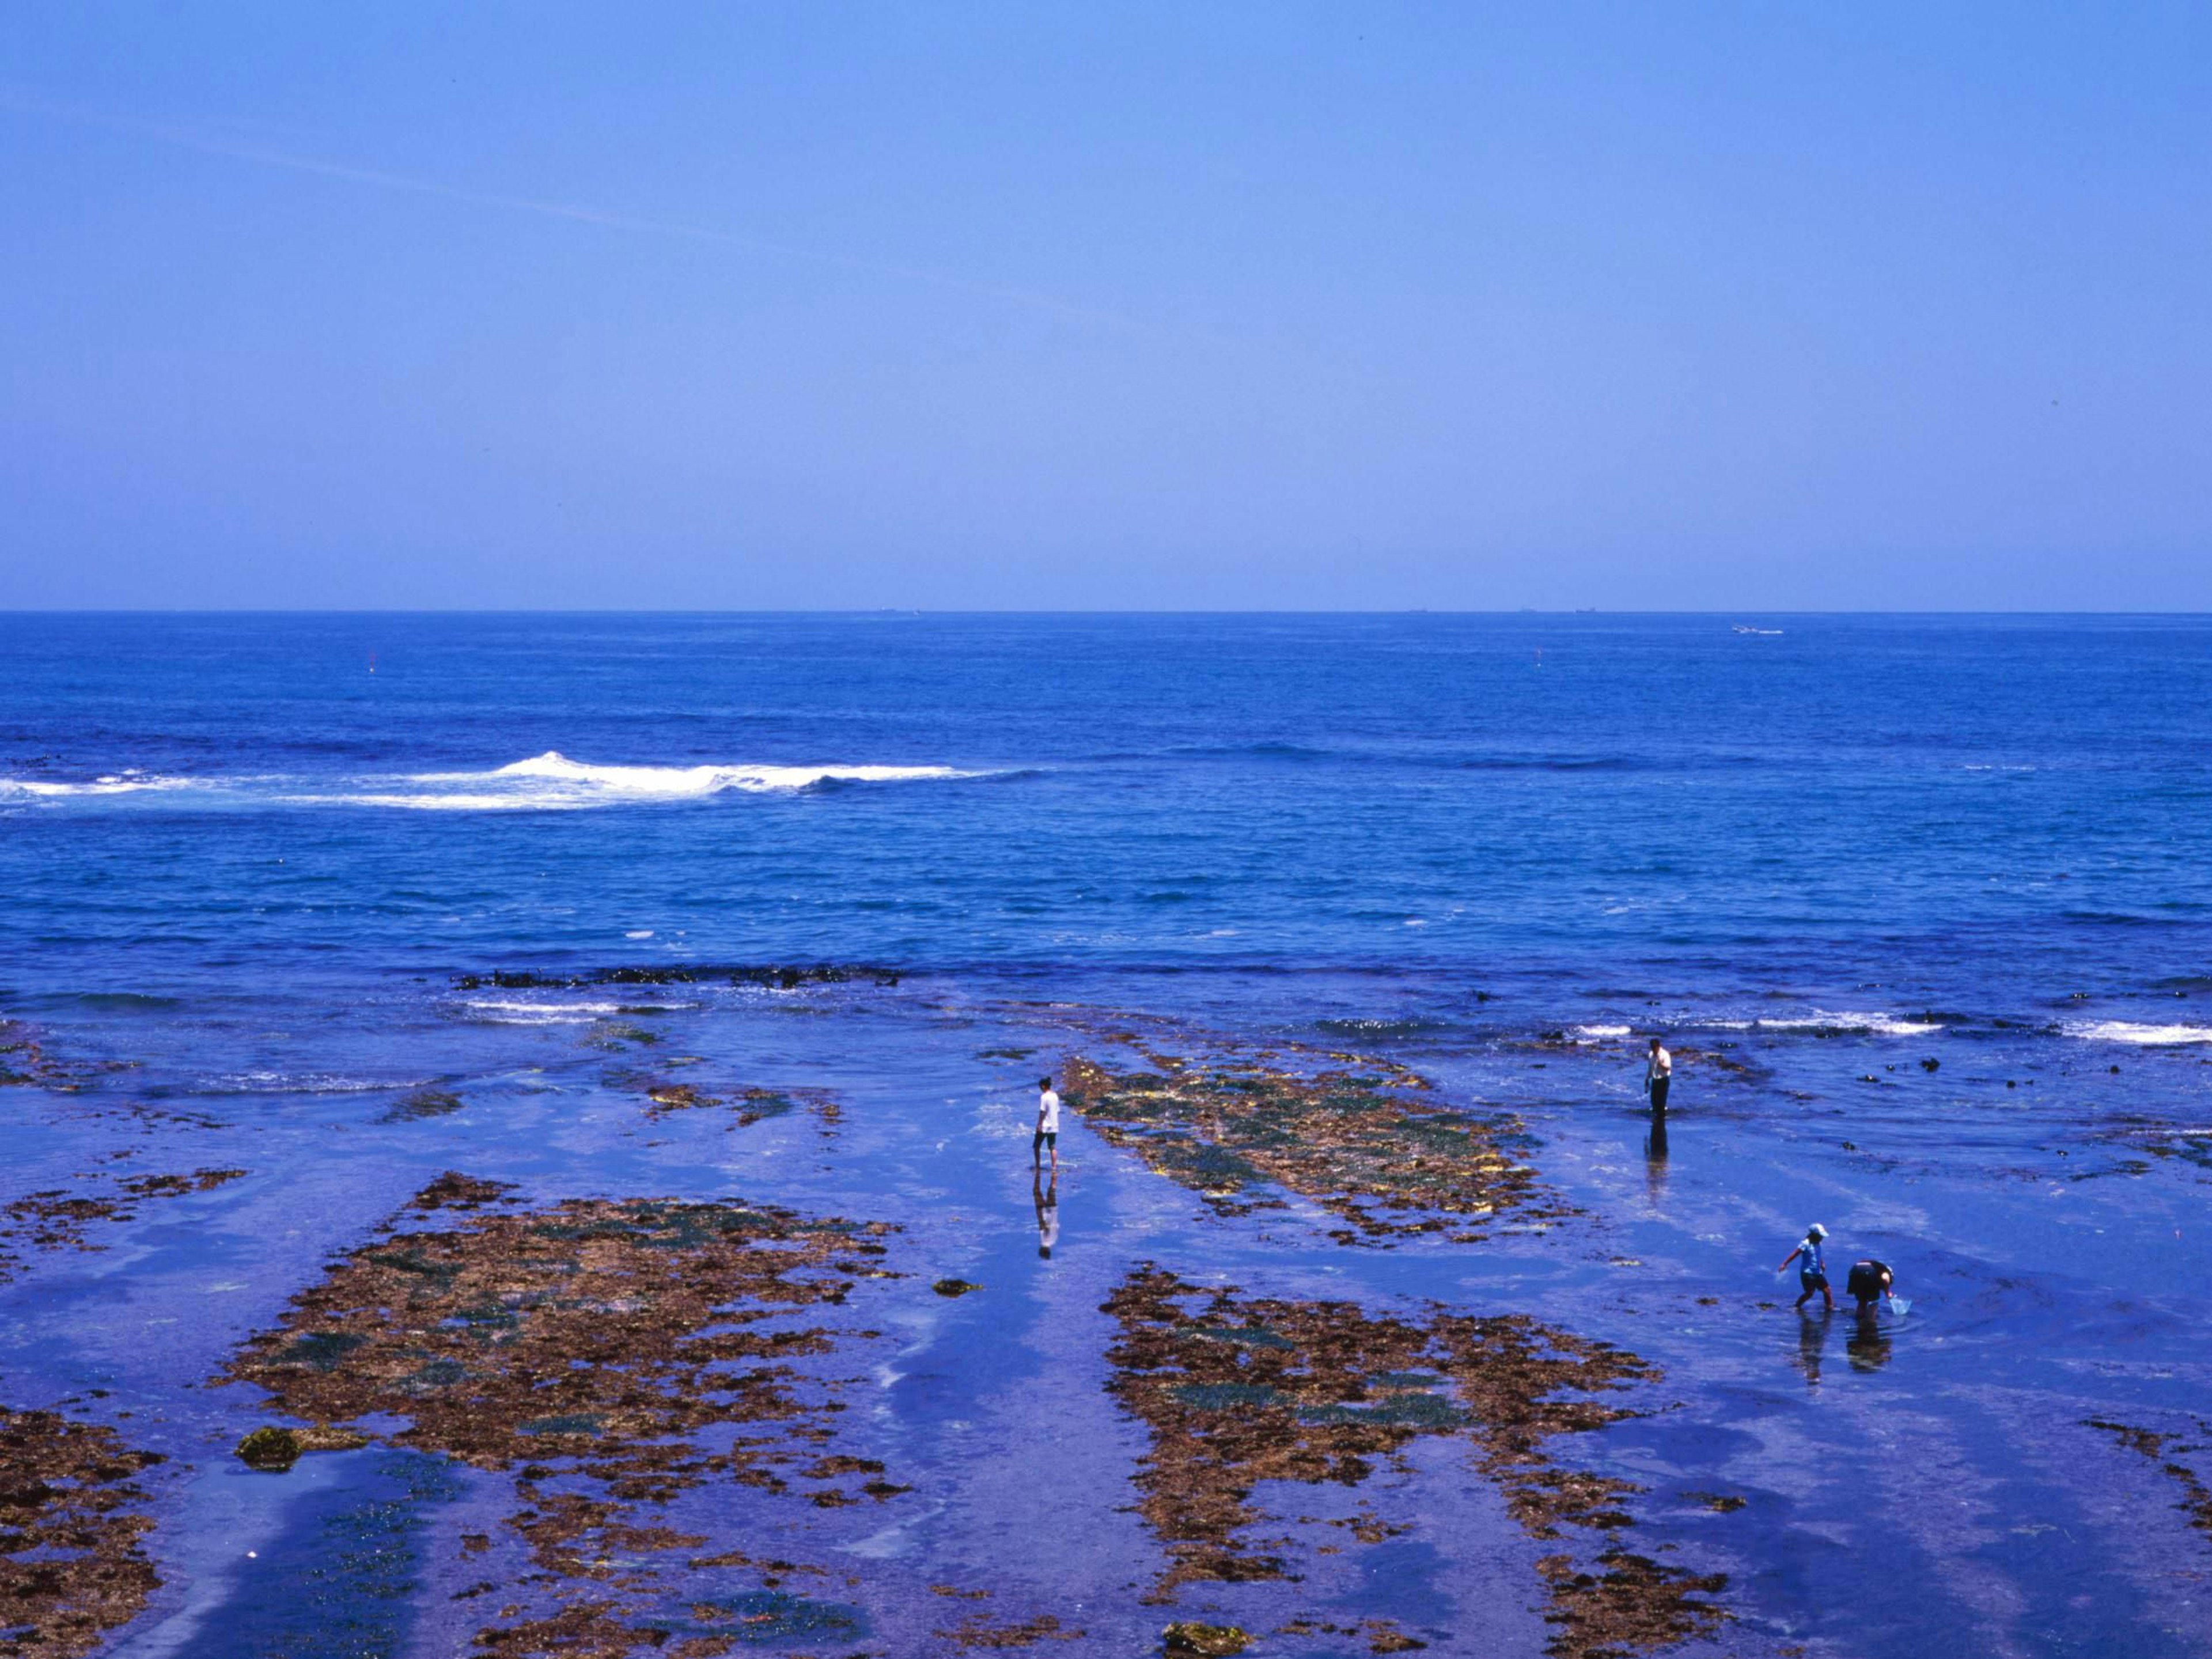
[1732,624,1783,635]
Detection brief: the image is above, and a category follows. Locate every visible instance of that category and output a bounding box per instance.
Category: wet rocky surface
[1104,1266,1727,1657]
[0,1407,164,1659]
[221,1176,907,1655]
[1062,1039,1569,1243]
[1,975,2209,1657]
[0,1170,245,1286]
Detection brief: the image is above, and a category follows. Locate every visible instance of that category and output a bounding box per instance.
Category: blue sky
[3,3,2207,609]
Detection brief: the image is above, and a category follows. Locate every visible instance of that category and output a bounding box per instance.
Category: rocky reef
[1104,1265,1729,1657]
[0,1407,164,1659]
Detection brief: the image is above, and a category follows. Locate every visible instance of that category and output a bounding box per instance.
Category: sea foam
[2064,1020,2212,1046]
[0,773,195,798]
[6,752,970,812]
[464,998,631,1024]
[386,752,968,808]
[1705,1011,1944,1037]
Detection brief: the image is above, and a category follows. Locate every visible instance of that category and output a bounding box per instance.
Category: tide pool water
[3,612,2209,1659]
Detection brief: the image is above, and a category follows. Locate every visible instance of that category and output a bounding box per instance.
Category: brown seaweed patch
[637,1080,842,1135]
[1275,1618,1427,1653]
[2086,1419,2212,1540]
[1064,1050,1565,1241]
[2088,1118,2212,1178]
[940,1611,1083,1649]
[1104,1266,1728,1655]
[0,1020,133,1095]
[1681,1492,1745,1514]
[382,1088,465,1123]
[0,1168,248,1283]
[224,1189,887,1477]
[223,1177,903,1653]
[0,1407,164,1658]
[1536,1551,1730,1657]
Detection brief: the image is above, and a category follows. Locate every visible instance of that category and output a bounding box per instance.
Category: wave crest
[5,753,972,812]
[2064,1020,2212,1046]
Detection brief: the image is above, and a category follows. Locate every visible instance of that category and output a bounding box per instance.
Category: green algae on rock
[1162,1621,1252,1657]
[1104,1266,1728,1658]
[234,1426,302,1472]
[1063,1048,1563,1242]
[222,1175,906,1654]
[0,1407,164,1659]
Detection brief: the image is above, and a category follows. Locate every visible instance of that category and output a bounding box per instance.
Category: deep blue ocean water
[3,613,2210,1658]
[7,611,2212,1003]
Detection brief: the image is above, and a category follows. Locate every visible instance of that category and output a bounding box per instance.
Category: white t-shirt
[1646,1047,1672,1083]
[1037,1089,1061,1132]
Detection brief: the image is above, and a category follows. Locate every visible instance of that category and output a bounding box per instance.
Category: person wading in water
[1779,1223,1834,1312]
[1645,1036,1673,1118]
[1032,1075,1061,1175]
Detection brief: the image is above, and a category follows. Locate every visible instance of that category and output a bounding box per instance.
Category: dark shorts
[1032,1130,1057,1150]
[1800,1271,1830,1293]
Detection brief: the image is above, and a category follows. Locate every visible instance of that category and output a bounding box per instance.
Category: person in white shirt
[1033,1075,1061,1173]
[1645,1037,1672,1117]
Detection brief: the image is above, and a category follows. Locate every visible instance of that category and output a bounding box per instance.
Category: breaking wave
[1702,1010,1945,1037]
[2,753,975,812]
[2063,1020,2212,1046]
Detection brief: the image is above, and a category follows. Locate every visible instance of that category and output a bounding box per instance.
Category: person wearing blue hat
[1779,1223,1834,1310]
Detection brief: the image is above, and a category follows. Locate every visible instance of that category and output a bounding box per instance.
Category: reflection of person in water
[1644,1118,1669,1207]
[1033,1171,1059,1259]
[1793,1307,1830,1386]
[1847,1314,1892,1373]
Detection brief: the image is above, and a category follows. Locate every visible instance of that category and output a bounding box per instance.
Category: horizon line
[4,607,2210,619]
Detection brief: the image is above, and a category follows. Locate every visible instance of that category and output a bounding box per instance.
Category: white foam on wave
[322,793,565,812]
[2064,1020,2212,1046]
[1,773,196,799]
[202,1071,416,1095]
[464,999,628,1024]
[1573,1024,1633,1039]
[1705,1010,1944,1037]
[416,752,967,801]
[8,752,972,812]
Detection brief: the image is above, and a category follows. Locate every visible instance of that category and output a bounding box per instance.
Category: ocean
[3,612,2209,1658]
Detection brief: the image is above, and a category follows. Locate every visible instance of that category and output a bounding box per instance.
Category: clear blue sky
[3,3,2207,609]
